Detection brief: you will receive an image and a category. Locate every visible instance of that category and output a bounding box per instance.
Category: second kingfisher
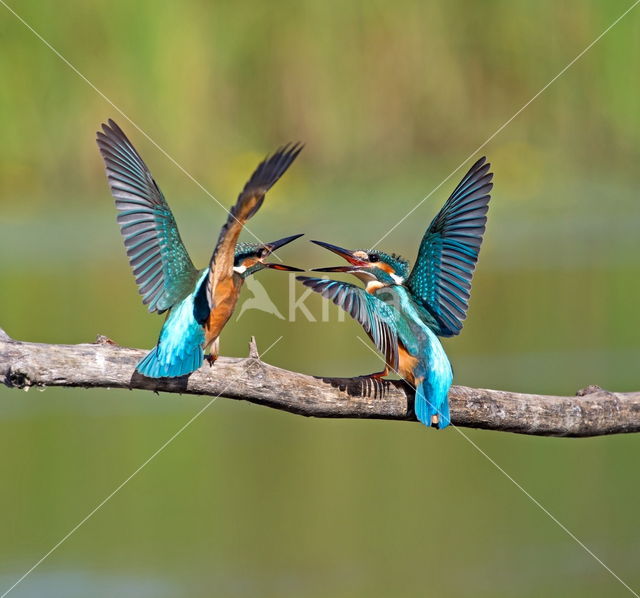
[298,158,493,429]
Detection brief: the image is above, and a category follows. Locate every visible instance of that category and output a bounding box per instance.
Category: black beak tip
[310,239,330,247]
[269,233,305,251]
[310,239,352,252]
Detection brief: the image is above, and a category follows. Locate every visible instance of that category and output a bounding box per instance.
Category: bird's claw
[364,369,389,380]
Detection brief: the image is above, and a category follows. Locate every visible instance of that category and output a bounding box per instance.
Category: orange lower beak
[264,263,304,272]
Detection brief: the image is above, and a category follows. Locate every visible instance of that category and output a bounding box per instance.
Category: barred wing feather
[297,276,400,370]
[406,157,493,336]
[96,119,198,313]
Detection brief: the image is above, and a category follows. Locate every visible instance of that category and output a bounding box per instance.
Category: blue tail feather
[414,378,451,430]
[411,332,453,429]
[136,343,203,378]
[136,290,206,379]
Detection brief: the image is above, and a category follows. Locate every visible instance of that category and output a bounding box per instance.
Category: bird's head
[233,234,304,278]
[310,240,408,287]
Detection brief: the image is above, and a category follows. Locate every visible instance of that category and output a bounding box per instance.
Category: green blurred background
[1,1,640,596]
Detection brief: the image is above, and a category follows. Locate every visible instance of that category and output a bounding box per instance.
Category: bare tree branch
[0,327,638,437]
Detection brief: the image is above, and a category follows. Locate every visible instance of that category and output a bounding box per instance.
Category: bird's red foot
[205,354,218,367]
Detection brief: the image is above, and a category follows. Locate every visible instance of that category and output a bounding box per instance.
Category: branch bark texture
[1,328,638,437]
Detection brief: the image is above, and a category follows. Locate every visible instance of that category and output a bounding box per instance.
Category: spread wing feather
[96,119,199,313]
[206,143,303,305]
[297,277,400,370]
[406,157,493,336]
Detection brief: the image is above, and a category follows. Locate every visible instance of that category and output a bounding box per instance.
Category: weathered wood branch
[0,327,638,437]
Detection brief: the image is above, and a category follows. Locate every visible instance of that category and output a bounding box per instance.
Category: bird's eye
[368,254,379,262]
[260,248,269,258]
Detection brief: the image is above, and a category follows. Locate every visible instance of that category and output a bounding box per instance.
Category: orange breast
[204,276,242,348]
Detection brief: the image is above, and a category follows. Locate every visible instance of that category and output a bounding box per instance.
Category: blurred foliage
[1,0,640,206]
[1,1,640,597]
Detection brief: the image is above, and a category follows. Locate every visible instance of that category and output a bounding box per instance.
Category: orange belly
[396,342,419,384]
[363,285,418,382]
[204,276,241,349]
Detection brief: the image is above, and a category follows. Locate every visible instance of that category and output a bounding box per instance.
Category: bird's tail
[414,377,451,430]
[136,296,205,378]
[136,342,203,378]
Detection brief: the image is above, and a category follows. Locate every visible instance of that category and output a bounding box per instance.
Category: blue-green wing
[297,277,400,370]
[406,157,493,337]
[97,120,199,313]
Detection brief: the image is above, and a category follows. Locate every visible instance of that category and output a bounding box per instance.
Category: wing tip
[242,141,305,196]
[465,156,493,184]
[96,119,134,155]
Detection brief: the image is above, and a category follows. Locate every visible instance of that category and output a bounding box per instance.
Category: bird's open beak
[310,239,367,272]
[263,263,304,271]
[266,233,304,252]
[263,234,305,271]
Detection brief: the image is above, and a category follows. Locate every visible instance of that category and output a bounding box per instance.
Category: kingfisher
[97,119,303,378]
[298,157,492,428]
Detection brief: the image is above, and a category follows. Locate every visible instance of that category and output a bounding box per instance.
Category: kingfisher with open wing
[97,119,303,378]
[298,158,492,428]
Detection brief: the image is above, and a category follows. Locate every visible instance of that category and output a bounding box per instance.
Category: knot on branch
[240,336,267,381]
[576,385,611,397]
[95,334,117,345]
[243,356,266,381]
[4,367,33,390]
